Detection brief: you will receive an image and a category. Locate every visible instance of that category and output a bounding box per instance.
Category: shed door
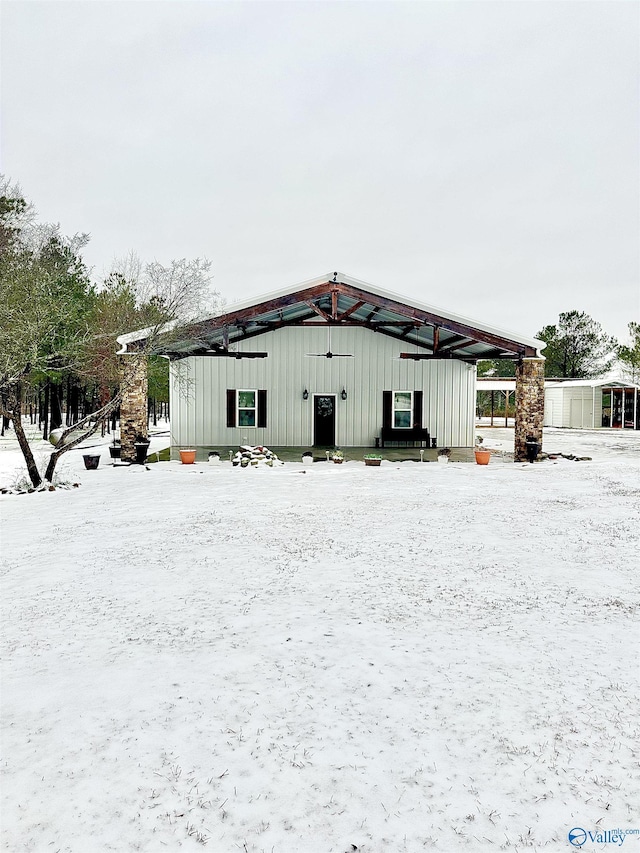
[569,399,582,428]
[313,395,336,447]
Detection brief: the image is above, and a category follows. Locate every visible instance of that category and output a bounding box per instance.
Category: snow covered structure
[477,377,640,430]
[117,272,545,460]
[543,379,640,430]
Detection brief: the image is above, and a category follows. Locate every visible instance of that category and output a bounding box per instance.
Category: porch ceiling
[139,274,542,362]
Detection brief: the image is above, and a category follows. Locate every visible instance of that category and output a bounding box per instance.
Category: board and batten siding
[169,325,476,448]
[543,387,564,427]
[544,385,601,429]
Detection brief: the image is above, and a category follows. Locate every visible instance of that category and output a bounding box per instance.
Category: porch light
[303,389,309,400]
[341,388,347,401]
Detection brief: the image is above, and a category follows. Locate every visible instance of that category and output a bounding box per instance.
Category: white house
[117,272,546,460]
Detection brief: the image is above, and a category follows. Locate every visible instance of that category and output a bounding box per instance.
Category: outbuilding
[117,272,545,461]
[544,379,640,430]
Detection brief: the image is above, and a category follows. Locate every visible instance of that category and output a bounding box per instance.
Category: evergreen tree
[476,359,516,378]
[617,322,640,383]
[536,311,617,378]
[0,178,220,488]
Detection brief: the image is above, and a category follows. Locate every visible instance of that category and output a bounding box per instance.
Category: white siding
[544,385,600,428]
[170,325,476,448]
[543,387,564,427]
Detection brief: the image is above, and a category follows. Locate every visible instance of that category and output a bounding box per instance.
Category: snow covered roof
[477,377,640,391]
[119,271,545,362]
[475,379,517,391]
[547,378,640,389]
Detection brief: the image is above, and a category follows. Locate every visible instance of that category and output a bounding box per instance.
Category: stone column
[120,355,148,463]
[514,358,545,461]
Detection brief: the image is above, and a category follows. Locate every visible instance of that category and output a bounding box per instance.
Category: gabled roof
[118,271,544,361]
[477,377,640,391]
[544,378,640,389]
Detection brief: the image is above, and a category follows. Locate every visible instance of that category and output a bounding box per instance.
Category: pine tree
[536,311,617,378]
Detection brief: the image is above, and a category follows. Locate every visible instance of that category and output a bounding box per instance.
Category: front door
[313,394,336,447]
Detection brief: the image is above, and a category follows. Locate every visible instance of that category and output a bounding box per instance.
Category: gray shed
[544,379,640,430]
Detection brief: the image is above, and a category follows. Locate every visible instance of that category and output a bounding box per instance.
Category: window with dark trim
[382,390,423,431]
[393,391,413,428]
[238,390,257,427]
[226,389,267,428]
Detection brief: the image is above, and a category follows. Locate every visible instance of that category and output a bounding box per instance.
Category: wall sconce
[302,389,309,400]
[341,388,347,401]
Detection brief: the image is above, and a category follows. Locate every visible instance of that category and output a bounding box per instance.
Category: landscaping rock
[232,445,283,468]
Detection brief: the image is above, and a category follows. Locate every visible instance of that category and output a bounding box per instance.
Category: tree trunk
[1,392,8,436]
[44,395,121,483]
[3,391,43,489]
[42,382,50,439]
[50,382,63,430]
[65,376,72,425]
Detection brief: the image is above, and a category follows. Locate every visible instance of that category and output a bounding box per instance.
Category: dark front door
[313,395,336,447]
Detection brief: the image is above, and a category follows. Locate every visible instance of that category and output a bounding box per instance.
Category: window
[393,391,412,429]
[227,389,267,428]
[238,390,257,427]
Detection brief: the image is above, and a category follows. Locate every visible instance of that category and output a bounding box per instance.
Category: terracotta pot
[474,449,491,465]
[364,459,381,466]
[180,449,197,464]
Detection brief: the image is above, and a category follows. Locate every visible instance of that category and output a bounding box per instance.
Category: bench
[380,426,431,448]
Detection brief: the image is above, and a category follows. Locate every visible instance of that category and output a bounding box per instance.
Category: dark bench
[380,426,431,448]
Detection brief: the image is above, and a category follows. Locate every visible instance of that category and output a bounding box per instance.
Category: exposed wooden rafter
[147,278,536,360]
[304,300,332,322]
[168,350,268,362]
[333,282,535,357]
[399,352,476,362]
[337,300,365,321]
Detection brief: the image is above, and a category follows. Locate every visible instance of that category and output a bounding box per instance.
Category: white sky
[2,1,638,341]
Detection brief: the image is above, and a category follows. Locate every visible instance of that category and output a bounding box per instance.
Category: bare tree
[0,179,221,488]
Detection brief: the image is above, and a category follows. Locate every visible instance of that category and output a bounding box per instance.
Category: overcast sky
[2,1,638,341]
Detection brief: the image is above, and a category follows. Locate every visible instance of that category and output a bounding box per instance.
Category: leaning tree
[0,178,220,488]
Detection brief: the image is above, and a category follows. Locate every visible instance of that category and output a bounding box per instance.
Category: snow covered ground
[1,429,639,852]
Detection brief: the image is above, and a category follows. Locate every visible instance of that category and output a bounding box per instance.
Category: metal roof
[544,378,640,389]
[118,271,545,362]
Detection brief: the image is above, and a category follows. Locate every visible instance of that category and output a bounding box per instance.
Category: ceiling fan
[305,325,354,359]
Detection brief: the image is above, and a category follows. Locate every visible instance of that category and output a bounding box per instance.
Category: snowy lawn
[1,430,639,852]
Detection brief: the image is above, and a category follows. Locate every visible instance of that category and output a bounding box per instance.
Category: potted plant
[134,434,151,465]
[302,451,314,465]
[437,447,451,464]
[332,450,344,464]
[524,435,541,463]
[208,451,221,464]
[364,453,382,467]
[474,435,491,465]
[108,436,121,460]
